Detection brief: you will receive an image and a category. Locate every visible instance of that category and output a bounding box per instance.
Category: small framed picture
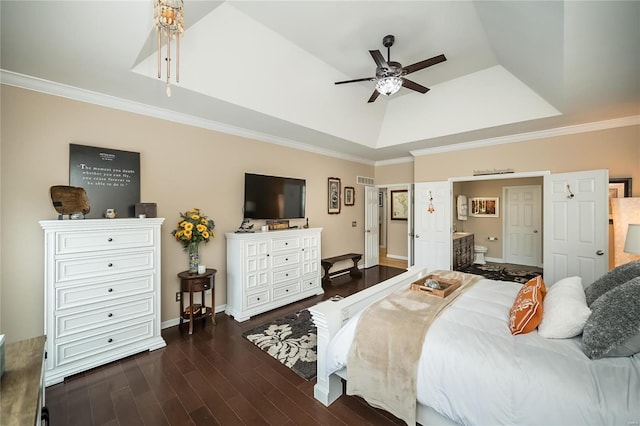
[344,186,355,206]
[390,190,408,220]
[328,177,341,214]
[469,197,499,217]
[609,177,632,219]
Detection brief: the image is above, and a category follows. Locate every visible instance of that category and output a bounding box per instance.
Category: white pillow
[538,276,592,339]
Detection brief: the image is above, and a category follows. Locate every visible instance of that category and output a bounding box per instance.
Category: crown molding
[0,70,376,166]
[374,156,415,167]
[3,70,637,166]
[410,115,640,157]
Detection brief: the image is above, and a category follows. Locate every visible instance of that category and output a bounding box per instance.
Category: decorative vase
[188,242,200,274]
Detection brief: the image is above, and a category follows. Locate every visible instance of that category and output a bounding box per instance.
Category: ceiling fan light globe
[375,77,402,96]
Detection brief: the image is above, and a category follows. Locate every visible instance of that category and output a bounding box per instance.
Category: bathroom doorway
[452,176,543,267]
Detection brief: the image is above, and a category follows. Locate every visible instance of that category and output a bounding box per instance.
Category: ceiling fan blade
[369,50,389,69]
[335,76,375,85]
[367,90,380,103]
[402,54,447,75]
[402,78,430,94]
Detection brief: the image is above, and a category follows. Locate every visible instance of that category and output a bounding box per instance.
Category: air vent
[357,176,374,186]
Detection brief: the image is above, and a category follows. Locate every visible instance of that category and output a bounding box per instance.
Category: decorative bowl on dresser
[39,218,166,386]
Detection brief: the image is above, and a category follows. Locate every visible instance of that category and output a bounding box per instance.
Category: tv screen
[244,173,306,220]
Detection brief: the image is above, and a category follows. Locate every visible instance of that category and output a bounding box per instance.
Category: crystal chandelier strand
[157,29,161,78]
[176,32,180,82]
[166,28,171,80]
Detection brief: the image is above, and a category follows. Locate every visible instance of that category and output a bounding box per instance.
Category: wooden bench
[321,253,363,286]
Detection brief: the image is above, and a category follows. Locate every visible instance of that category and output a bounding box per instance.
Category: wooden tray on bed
[410,274,461,298]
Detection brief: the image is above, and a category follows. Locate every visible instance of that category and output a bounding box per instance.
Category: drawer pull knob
[285,258,288,261]
[108,338,113,343]
[108,313,113,318]
[257,297,260,301]
[108,263,113,267]
[108,238,113,242]
[108,288,113,293]
[286,273,289,276]
[286,289,289,292]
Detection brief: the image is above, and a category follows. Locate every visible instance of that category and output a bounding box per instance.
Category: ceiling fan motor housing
[376,61,403,78]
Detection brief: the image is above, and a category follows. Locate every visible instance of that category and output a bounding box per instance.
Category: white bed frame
[309,267,459,425]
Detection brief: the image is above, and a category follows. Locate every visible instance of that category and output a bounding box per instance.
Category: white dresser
[225,228,323,321]
[39,218,166,386]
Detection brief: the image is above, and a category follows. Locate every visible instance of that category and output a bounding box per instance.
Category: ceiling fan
[335,34,446,103]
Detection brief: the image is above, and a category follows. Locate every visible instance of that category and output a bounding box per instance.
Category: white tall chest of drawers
[225,228,323,322]
[40,218,166,386]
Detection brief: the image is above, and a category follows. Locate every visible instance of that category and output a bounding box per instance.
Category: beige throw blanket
[346,270,483,425]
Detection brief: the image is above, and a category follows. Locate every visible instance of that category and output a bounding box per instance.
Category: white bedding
[326,279,640,425]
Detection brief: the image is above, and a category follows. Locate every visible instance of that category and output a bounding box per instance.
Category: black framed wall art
[69,144,140,218]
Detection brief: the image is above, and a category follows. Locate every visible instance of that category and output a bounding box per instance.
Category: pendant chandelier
[154,0,184,97]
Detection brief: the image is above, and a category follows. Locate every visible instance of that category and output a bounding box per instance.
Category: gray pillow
[584,260,640,306]
[582,277,640,359]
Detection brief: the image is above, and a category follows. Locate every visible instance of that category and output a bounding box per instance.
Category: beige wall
[0,85,373,343]
[414,125,640,189]
[375,160,413,185]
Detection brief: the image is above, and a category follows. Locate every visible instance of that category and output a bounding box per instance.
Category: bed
[309,266,640,425]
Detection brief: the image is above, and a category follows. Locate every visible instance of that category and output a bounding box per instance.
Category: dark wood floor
[45,266,407,426]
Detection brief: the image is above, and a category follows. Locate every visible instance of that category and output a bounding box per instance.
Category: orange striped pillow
[509,276,547,335]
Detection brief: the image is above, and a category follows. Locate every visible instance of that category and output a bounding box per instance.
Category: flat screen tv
[244,173,306,220]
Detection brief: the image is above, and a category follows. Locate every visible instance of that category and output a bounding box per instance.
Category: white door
[504,185,542,267]
[414,181,451,271]
[544,170,608,285]
[364,186,379,268]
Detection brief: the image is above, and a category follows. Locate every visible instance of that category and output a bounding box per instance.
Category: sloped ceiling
[1,1,639,163]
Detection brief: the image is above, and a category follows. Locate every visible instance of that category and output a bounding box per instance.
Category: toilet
[474,245,488,265]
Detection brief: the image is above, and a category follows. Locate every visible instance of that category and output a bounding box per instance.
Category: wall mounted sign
[69,144,140,218]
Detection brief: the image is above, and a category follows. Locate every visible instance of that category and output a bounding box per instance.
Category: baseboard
[386,254,408,260]
[161,304,227,330]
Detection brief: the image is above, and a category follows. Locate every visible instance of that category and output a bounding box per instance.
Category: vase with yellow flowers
[171,208,215,274]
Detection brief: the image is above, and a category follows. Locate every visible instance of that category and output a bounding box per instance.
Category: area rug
[459,263,542,284]
[243,309,317,380]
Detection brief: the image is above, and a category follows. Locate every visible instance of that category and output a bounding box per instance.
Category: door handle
[366,229,371,233]
[533,230,538,233]
[596,250,604,256]
[415,235,420,239]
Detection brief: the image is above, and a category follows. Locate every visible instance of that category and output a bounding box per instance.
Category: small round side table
[177,268,217,334]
